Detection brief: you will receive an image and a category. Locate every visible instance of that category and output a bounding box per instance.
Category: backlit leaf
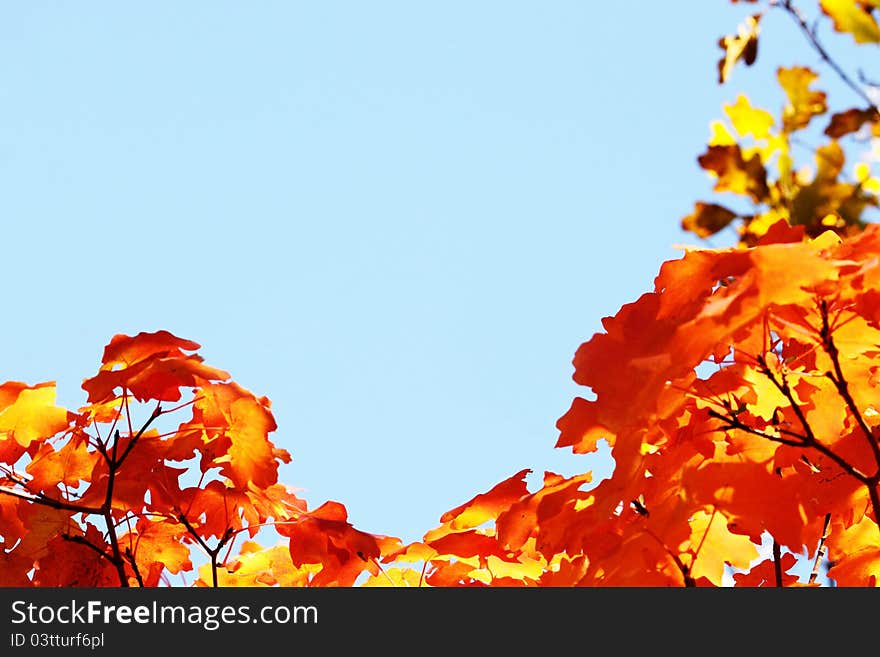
[732,553,798,586]
[0,384,70,448]
[123,518,193,586]
[279,500,388,586]
[438,468,531,530]
[724,94,775,139]
[25,431,98,492]
[685,509,759,585]
[198,541,315,587]
[717,14,761,84]
[697,144,770,202]
[778,67,828,133]
[82,330,230,403]
[820,0,880,43]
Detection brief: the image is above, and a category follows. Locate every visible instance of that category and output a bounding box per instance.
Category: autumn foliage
[683,0,880,245]
[0,331,404,587]
[6,0,880,586]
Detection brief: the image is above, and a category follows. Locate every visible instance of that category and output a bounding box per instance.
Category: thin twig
[177,514,235,587]
[61,533,114,562]
[818,301,880,471]
[0,485,103,515]
[755,356,872,482]
[644,527,696,587]
[779,0,880,115]
[124,547,145,587]
[809,513,832,584]
[707,409,807,447]
[772,540,783,587]
[101,429,129,586]
[116,402,163,467]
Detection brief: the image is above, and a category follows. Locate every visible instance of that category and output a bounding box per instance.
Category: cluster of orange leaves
[7,219,880,586]
[6,0,880,586]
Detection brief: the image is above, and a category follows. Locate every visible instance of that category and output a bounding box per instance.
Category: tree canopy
[4,0,880,586]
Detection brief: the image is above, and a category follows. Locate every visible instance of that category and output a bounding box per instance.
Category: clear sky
[0,2,832,556]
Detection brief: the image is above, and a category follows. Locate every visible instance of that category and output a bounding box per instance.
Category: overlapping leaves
[684,0,880,245]
[378,222,880,586]
[7,0,880,589]
[0,330,400,587]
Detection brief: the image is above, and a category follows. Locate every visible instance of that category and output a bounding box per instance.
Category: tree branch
[61,533,115,562]
[818,301,880,474]
[779,0,880,115]
[0,485,103,515]
[116,402,163,468]
[809,513,832,584]
[177,514,235,587]
[755,355,872,482]
[707,408,807,447]
[772,540,784,587]
[100,430,129,586]
[124,546,145,588]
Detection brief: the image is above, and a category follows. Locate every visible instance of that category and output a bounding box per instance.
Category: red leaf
[280,501,385,586]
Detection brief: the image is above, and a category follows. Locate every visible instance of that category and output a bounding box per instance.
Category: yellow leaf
[361,567,426,587]
[740,367,790,421]
[686,509,758,586]
[709,119,736,146]
[795,375,848,446]
[485,553,547,581]
[820,0,880,43]
[821,212,843,227]
[196,541,316,587]
[697,144,770,202]
[724,94,775,139]
[743,208,790,242]
[809,229,844,249]
[855,162,880,193]
[778,67,828,132]
[754,132,788,168]
[717,14,761,84]
[0,384,70,447]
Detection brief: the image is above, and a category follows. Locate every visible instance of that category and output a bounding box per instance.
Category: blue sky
[0,2,843,555]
